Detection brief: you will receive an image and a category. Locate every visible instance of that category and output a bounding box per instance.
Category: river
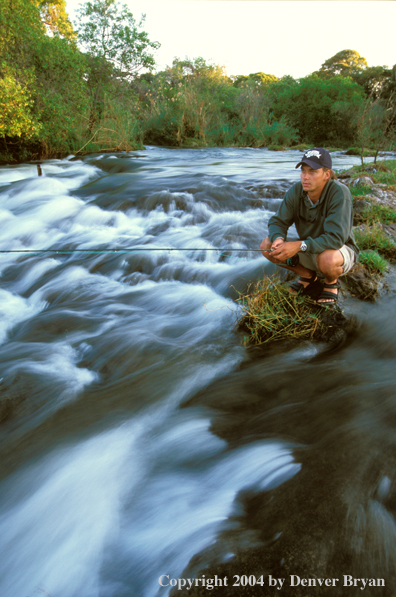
[0,147,395,597]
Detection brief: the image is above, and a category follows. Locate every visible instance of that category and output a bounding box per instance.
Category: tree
[355,92,396,164]
[34,0,76,39]
[318,49,368,78]
[233,72,277,88]
[76,0,160,132]
[76,0,159,78]
[269,75,365,145]
[0,0,87,160]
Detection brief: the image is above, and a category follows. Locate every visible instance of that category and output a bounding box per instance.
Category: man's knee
[316,250,343,274]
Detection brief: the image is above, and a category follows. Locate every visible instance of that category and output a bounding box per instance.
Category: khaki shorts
[298,245,356,276]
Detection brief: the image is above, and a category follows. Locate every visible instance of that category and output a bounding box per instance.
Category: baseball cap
[296,148,332,170]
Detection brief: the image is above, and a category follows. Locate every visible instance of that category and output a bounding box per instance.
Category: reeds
[237,277,327,345]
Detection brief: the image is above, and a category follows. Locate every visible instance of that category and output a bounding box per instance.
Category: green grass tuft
[359,251,389,274]
[350,184,373,198]
[360,204,396,226]
[354,223,396,260]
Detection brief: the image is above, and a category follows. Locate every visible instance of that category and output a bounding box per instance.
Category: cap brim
[295,158,323,170]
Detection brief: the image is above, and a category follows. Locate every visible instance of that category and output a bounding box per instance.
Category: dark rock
[353,199,371,225]
[337,169,354,179]
[343,263,382,301]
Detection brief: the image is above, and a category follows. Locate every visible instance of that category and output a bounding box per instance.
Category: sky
[65,0,396,79]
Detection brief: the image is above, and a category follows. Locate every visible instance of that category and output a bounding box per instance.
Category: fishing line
[0,248,264,255]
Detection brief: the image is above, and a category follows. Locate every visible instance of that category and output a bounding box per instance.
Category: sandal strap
[299,273,317,283]
[323,280,340,289]
[318,290,338,301]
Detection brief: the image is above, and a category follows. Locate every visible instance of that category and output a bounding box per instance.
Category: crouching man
[260,148,359,304]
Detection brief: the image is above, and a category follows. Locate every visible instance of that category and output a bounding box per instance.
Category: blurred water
[0,147,395,597]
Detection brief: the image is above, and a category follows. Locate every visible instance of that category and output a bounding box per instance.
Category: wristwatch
[300,241,308,252]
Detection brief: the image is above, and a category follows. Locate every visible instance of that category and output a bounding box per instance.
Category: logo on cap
[304,150,321,159]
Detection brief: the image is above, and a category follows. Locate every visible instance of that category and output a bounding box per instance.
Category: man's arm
[267,186,299,243]
[304,184,353,254]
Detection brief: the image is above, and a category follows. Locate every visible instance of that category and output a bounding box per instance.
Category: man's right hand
[271,237,285,250]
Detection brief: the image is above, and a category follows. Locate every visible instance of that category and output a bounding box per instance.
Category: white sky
[65,0,396,79]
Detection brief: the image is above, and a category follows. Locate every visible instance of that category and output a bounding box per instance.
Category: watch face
[300,241,307,252]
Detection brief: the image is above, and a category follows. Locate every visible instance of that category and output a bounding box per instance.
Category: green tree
[0,0,87,160]
[269,75,365,145]
[355,92,396,164]
[35,0,76,39]
[233,72,277,88]
[76,0,160,133]
[318,49,368,78]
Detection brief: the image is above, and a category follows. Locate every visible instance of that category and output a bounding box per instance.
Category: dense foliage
[1,1,396,162]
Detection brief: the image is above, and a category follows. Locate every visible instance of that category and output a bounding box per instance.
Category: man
[260,148,359,304]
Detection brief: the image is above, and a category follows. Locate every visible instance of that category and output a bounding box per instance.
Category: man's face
[300,164,330,195]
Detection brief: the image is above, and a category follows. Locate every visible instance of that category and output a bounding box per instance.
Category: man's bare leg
[316,250,344,303]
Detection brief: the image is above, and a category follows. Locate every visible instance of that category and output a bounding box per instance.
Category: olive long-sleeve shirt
[268,180,359,257]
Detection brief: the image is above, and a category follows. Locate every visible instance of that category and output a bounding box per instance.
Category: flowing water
[0,147,396,597]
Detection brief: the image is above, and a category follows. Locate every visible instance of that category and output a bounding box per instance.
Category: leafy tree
[318,49,368,78]
[351,65,390,99]
[34,0,76,39]
[0,0,87,160]
[269,75,365,145]
[76,0,159,77]
[233,72,277,88]
[355,92,396,164]
[75,0,160,132]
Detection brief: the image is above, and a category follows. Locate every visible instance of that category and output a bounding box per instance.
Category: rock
[337,169,355,179]
[371,187,396,207]
[343,263,382,301]
[381,222,396,242]
[353,175,374,187]
[353,199,372,225]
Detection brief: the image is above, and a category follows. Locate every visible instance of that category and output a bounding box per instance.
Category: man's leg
[260,237,317,292]
[316,249,344,303]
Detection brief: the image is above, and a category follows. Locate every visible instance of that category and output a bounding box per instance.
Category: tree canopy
[318,49,368,77]
[76,0,160,78]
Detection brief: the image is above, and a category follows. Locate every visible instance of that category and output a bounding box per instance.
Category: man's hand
[271,240,301,262]
[271,237,285,251]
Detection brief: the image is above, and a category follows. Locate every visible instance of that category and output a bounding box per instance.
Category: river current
[0,147,396,597]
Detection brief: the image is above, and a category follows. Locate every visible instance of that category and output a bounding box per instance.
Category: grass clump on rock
[361,204,396,226]
[237,277,329,345]
[359,250,389,274]
[354,223,396,260]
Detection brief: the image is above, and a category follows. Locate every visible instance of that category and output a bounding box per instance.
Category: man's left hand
[271,240,301,262]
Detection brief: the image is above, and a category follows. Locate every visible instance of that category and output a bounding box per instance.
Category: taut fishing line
[0,248,264,257]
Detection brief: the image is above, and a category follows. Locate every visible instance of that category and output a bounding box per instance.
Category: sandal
[289,272,320,298]
[317,280,340,304]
